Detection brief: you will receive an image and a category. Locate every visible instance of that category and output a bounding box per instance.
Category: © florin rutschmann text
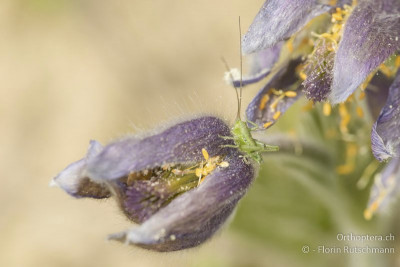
[301,233,395,254]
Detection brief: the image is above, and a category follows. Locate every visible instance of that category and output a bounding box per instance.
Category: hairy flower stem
[260,134,333,165]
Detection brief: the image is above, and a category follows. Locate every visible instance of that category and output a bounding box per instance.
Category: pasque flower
[230,0,399,217]
[52,116,255,251]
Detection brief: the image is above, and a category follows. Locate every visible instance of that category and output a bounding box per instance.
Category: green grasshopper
[221,17,278,164]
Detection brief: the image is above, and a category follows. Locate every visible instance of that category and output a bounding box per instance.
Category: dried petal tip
[52,140,111,199]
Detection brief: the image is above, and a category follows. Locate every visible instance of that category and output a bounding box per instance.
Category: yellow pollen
[201,148,209,161]
[295,64,308,81]
[270,88,283,95]
[336,143,358,174]
[339,103,350,133]
[363,173,396,220]
[379,63,395,77]
[396,55,400,68]
[299,71,307,81]
[323,103,332,116]
[284,91,297,98]
[331,23,342,34]
[302,101,314,111]
[329,0,338,6]
[219,161,229,168]
[286,36,294,52]
[363,208,374,221]
[263,122,273,128]
[273,111,281,120]
[259,94,270,110]
[196,149,228,185]
[336,164,354,175]
[356,106,364,118]
[270,94,285,111]
[360,71,376,90]
[332,8,344,22]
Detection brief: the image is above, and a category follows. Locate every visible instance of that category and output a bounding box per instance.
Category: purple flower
[239,0,400,217]
[242,0,400,103]
[52,116,255,251]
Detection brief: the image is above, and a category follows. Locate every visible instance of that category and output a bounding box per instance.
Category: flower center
[116,149,229,223]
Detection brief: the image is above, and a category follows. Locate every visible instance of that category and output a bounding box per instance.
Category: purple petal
[231,42,283,87]
[86,116,233,181]
[108,152,255,252]
[330,0,400,103]
[52,140,111,199]
[246,59,303,129]
[365,152,400,220]
[371,69,400,161]
[242,0,331,54]
[337,0,353,6]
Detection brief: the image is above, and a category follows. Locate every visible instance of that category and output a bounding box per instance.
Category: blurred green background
[1,0,399,266]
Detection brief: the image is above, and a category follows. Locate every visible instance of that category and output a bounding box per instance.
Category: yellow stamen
[273,111,281,120]
[284,91,297,97]
[202,148,209,161]
[270,95,285,111]
[219,161,229,168]
[299,71,307,81]
[332,8,344,22]
[363,173,396,220]
[360,71,376,90]
[195,168,203,177]
[270,88,283,95]
[331,23,342,34]
[263,122,273,129]
[329,0,338,6]
[295,63,308,81]
[379,63,394,77]
[395,55,400,68]
[357,160,380,189]
[336,164,355,175]
[259,94,270,110]
[336,143,358,174]
[339,103,350,133]
[286,36,294,52]
[323,103,332,116]
[356,106,364,118]
[196,149,228,185]
[302,101,314,111]
[363,205,375,221]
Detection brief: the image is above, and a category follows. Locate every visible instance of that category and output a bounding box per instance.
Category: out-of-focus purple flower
[239,0,400,218]
[371,70,400,162]
[365,69,400,218]
[330,0,400,103]
[241,0,332,55]
[242,0,400,103]
[364,148,400,220]
[52,116,255,251]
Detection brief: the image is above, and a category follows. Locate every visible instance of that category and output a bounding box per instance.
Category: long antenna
[238,16,243,120]
[221,57,241,119]
[220,16,243,120]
